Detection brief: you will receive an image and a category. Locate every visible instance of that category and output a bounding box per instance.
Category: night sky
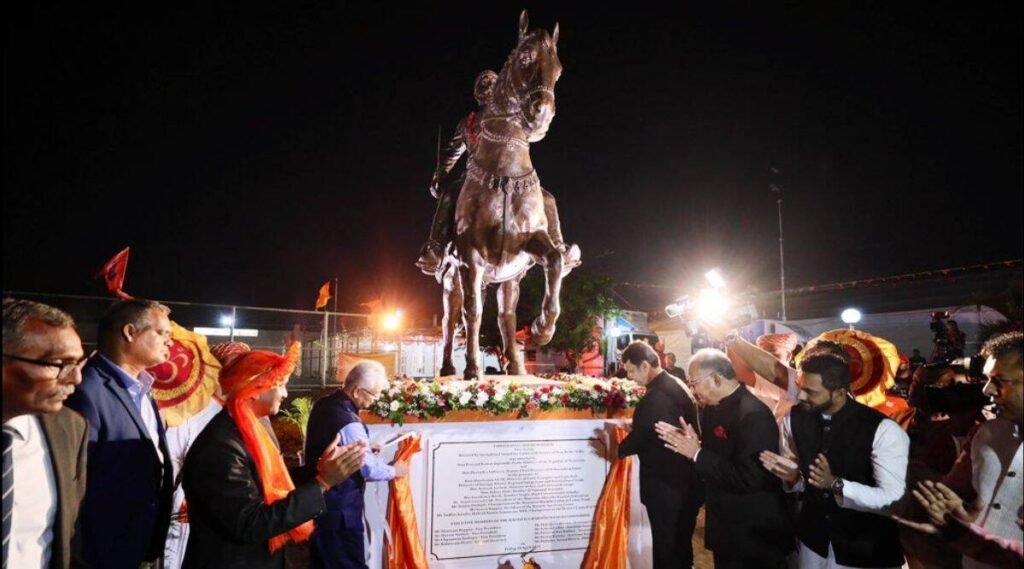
[4,2,1021,318]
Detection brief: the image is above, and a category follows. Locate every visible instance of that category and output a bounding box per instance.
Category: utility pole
[770,178,787,321]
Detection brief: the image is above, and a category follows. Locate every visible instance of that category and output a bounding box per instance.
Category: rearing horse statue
[437,11,574,379]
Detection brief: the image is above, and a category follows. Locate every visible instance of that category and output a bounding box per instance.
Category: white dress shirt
[5,415,57,569]
[783,409,910,569]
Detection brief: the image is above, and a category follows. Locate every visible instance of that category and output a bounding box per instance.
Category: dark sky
[4,2,1021,318]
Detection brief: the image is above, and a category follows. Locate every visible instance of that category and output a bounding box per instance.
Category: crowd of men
[3,295,1022,569]
[622,325,1022,569]
[2,298,400,569]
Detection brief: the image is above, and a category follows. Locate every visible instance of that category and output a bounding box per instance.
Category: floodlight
[705,268,726,289]
[220,315,235,327]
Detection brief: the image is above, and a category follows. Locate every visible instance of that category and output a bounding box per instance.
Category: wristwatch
[831,478,845,504]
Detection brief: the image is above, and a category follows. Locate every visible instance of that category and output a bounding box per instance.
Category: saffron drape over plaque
[580,425,632,569]
[385,435,427,569]
[804,329,901,409]
[148,321,222,427]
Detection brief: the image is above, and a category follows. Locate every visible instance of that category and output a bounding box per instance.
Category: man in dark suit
[66,299,175,568]
[182,344,367,569]
[616,341,702,569]
[657,348,793,568]
[304,361,409,569]
[2,299,89,569]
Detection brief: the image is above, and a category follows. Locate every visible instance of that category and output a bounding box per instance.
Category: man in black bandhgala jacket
[658,348,794,568]
[617,341,703,569]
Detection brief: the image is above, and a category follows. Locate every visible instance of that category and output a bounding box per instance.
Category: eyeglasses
[357,386,382,400]
[2,353,89,380]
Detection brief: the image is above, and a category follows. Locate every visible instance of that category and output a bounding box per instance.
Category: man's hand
[655,416,700,460]
[317,435,367,487]
[912,480,970,527]
[392,461,410,478]
[429,174,441,199]
[807,453,838,490]
[759,450,800,485]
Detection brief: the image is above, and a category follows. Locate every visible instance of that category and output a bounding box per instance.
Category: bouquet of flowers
[371,375,644,425]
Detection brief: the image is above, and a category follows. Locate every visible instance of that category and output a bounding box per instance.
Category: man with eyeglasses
[2,298,89,569]
[66,299,175,568]
[656,348,793,568]
[303,361,410,568]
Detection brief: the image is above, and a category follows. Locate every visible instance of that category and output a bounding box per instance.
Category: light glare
[695,288,730,322]
[841,308,862,324]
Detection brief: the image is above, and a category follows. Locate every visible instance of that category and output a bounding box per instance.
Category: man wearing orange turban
[180,342,367,569]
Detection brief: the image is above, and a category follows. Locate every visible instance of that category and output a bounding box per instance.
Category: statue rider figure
[416,70,580,276]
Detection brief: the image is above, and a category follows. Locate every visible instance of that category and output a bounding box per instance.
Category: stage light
[220,315,235,327]
[841,308,862,329]
[705,268,726,289]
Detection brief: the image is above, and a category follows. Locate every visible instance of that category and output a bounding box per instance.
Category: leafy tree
[515,268,620,372]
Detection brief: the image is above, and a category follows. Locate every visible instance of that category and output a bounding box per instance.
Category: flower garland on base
[369,375,644,426]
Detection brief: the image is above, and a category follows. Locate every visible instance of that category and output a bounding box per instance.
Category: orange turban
[216,342,309,553]
[756,333,799,360]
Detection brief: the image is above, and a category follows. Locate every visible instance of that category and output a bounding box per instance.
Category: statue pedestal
[362,412,654,568]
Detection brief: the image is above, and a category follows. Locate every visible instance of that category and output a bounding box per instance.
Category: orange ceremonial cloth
[804,329,900,409]
[385,435,428,569]
[221,341,311,553]
[580,425,632,569]
[147,321,222,427]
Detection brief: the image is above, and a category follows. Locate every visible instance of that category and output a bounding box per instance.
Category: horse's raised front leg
[439,266,463,377]
[458,259,486,380]
[497,279,525,375]
[524,232,564,346]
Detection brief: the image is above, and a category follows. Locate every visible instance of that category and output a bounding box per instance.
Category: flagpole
[321,306,328,389]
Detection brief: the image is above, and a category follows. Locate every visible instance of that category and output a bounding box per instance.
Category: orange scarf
[222,342,311,553]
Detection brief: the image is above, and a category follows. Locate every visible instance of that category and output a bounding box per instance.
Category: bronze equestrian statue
[420,11,580,379]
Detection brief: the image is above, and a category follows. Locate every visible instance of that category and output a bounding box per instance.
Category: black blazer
[38,408,88,569]
[695,384,794,557]
[618,371,702,509]
[182,410,326,569]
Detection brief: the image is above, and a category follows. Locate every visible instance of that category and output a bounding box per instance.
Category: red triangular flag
[95,247,134,300]
[315,281,332,309]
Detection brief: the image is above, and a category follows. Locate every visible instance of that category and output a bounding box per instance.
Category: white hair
[688,348,737,381]
[343,361,388,391]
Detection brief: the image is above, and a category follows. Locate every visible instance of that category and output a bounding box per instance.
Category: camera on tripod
[665,289,759,336]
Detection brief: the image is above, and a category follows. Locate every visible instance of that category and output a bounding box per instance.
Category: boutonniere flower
[713,425,728,439]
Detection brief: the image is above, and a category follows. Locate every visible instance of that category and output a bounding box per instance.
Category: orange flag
[96,246,134,300]
[580,425,632,569]
[385,435,428,569]
[315,281,332,309]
